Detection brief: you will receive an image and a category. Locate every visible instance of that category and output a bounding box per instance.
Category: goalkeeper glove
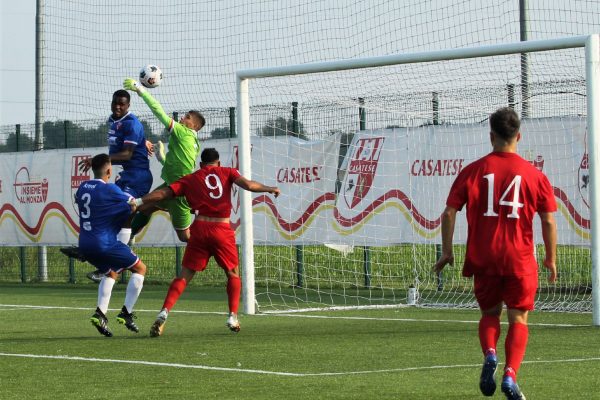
[123,78,146,94]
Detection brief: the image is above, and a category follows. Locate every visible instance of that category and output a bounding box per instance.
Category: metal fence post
[229,107,236,138]
[433,92,443,291]
[292,101,304,287]
[359,98,371,289]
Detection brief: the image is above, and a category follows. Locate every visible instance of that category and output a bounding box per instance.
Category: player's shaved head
[489,107,520,141]
[188,110,205,130]
[201,148,220,164]
[91,153,111,178]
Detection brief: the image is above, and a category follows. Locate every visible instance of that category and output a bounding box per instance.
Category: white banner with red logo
[0,117,590,246]
[331,117,589,245]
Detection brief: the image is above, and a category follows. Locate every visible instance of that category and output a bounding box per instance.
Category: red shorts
[182,221,238,272]
[473,274,538,311]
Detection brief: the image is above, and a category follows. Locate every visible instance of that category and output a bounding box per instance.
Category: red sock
[504,322,529,380]
[479,315,501,356]
[162,278,187,311]
[226,275,241,314]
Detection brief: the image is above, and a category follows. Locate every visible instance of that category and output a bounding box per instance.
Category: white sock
[97,276,116,315]
[124,273,145,313]
[117,228,132,245]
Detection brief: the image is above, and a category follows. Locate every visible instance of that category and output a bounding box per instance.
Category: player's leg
[90,266,116,337]
[59,246,88,262]
[213,224,241,332]
[116,259,147,333]
[500,275,536,400]
[223,267,241,332]
[131,182,169,239]
[473,274,503,396]
[150,266,199,337]
[130,205,158,238]
[501,309,529,400]
[115,172,152,244]
[169,196,193,243]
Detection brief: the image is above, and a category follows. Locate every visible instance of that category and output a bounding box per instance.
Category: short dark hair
[112,89,130,103]
[489,107,520,141]
[91,153,111,176]
[188,110,205,130]
[201,148,220,163]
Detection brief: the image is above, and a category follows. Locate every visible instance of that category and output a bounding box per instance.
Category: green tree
[259,117,308,140]
[0,132,35,152]
[210,127,232,139]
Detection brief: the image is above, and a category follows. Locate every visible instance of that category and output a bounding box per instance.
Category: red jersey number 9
[205,174,224,199]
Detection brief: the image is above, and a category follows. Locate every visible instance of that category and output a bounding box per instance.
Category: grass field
[1,284,600,399]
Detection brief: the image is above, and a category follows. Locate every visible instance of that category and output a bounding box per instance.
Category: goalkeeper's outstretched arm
[123,78,174,131]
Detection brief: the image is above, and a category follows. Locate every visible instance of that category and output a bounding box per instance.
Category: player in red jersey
[131,148,280,335]
[433,107,557,400]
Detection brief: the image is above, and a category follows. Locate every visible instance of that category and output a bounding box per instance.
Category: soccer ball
[139,65,163,88]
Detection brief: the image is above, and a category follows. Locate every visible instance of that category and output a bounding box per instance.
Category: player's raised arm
[234,176,280,197]
[123,78,174,131]
[131,186,175,208]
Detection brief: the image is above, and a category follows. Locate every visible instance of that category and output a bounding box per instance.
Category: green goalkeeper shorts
[155,182,193,230]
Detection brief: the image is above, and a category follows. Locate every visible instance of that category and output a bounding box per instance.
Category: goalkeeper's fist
[123,78,146,94]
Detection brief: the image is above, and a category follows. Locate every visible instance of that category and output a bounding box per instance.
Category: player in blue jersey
[75,153,148,337]
[62,89,154,282]
[105,89,153,200]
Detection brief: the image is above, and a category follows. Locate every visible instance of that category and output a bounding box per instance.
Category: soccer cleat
[149,309,168,337]
[501,376,526,400]
[59,246,87,262]
[86,270,103,283]
[116,306,139,333]
[90,308,113,337]
[226,313,241,333]
[479,353,498,396]
[156,140,166,164]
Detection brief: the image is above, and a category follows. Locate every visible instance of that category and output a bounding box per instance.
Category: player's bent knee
[131,260,147,276]
[176,229,190,242]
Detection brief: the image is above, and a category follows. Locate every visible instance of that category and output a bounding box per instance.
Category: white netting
[243,45,591,312]
[22,1,600,312]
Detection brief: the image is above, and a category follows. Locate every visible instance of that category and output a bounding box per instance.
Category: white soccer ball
[139,64,163,88]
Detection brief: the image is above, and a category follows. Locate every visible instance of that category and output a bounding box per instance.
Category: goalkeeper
[123,78,204,242]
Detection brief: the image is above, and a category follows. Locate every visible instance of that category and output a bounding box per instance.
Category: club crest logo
[71,155,91,212]
[13,167,49,204]
[531,155,544,171]
[579,131,589,209]
[342,137,385,209]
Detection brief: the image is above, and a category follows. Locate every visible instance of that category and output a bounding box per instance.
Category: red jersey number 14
[482,174,524,219]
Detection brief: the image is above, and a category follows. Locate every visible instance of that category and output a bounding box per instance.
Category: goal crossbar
[236,35,600,324]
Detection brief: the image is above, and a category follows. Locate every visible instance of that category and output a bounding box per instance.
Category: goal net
[237,36,599,315]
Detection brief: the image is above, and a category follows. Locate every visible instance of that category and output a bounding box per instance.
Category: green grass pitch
[1,284,599,399]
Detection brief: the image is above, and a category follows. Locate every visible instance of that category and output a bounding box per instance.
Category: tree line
[0,116,308,152]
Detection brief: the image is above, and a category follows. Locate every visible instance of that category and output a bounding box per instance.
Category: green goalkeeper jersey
[140,91,201,184]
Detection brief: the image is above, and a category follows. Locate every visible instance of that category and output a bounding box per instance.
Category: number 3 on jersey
[205,173,223,199]
[483,174,524,219]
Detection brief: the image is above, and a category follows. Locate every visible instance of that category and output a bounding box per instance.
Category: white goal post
[236,35,600,324]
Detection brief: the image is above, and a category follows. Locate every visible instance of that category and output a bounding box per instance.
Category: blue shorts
[116,168,153,198]
[80,241,140,274]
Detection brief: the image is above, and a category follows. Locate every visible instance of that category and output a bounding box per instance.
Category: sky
[0,0,597,128]
[0,1,35,126]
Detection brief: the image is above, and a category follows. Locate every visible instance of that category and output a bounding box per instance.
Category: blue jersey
[108,112,150,172]
[75,179,132,251]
